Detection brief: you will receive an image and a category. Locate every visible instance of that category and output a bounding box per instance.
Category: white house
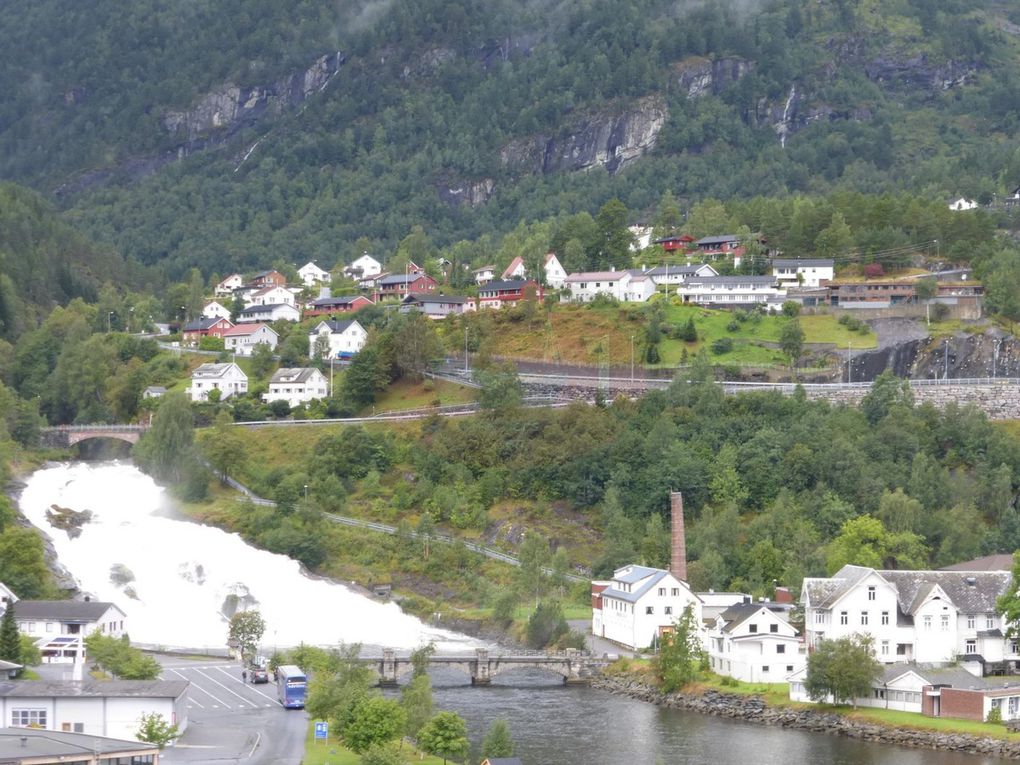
[202,300,232,320]
[706,602,805,683]
[949,197,978,211]
[802,564,1014,674]
[142,386,167,399]
[189,363,248,402]
[0,680,188,741]
[592,565,702,650]
[646,263,718,288]
[0,583,18,607]
[221,323,279,357]
[564,270,632,302]
[298,261,330,286]
[264,368,329,407]
[244,285,296,308]
[629,225,653,251]
[771,258,834,288]
[400,294,476,319]
[676,275,786,306]
[623,271,657,302]
[9,600,127,664]
[347,254,382,279]
[473,265,496,285]
[500,253,568,289]
[215,273,243,296]
[236,303,301,323]
[309,319,368,360]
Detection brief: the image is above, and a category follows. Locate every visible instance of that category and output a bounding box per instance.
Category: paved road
[157,657,307,765]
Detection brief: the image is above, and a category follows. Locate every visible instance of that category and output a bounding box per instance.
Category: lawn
[301,722,447,765]
[370,378,477,414]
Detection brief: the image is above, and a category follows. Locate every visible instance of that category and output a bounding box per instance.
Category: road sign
[314,721,328,741]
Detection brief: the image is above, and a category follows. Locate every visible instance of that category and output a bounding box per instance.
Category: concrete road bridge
[40,424,148,448]
[365,648,610,686]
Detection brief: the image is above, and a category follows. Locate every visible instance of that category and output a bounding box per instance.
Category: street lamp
[128,307,134,334]
[630,335,635,382]
[303,484,309,501]
[107,311,114,333]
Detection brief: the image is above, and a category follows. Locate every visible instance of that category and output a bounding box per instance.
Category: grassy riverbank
[605,659,1020,741]
[301,722,446,765]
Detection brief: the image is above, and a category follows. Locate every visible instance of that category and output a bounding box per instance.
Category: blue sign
[314,721,328,740]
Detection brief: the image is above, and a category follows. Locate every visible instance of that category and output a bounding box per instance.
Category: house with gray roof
[4,599,127,664]
[0,727,161,765]
[770,258,834,288]
[591,564,701,650]
[645,263,718,287]
[263,368,329,408]
[675,275,786,308]
[0,680,189,742]
[706,601,805,683]
[802,564,1015,676]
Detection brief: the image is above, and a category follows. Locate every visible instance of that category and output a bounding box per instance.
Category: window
[861,611,869,626]
[923,615,932,631]
[815,612,826,625]
[658,588,666,596]
[646,606,654,615]
[770,624,779,633]
[11,709,46,727]
[966,639,976,653]
[664,607,672,616]
[748,624,758,633]
[45,622,53,633]
[1012,641,1019,655]
[786,665,794,673]
[762,666,769,674]
[941,614,950,632]
[74,723,83,733]
[881,640,889,656]
[777,644,786,654]
[967,615,975,629]
[897,644,908,655]
[988,615,996,629]
[881,611,889,626]
[868,586,876,601]
[840,611,848,625]
[671,588,680,596]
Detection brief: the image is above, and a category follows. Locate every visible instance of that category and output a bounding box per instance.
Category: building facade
[308,320,368,360]
[10,601,126,664]
[264,368,329,407]
[221,324,279,356]
[706,603,805,683]
[189,363,248,402]
[771,259,834,288]
[592,565,702,650]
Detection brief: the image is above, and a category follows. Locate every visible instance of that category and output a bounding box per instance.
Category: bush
[526,600,569,648]
[733,309,750,323]
[931,303,951,321]
[711,337,733,355]
[864,263,885,278]
[726,320,740,332]
[987,706,1003,724]
[781,301,801,317]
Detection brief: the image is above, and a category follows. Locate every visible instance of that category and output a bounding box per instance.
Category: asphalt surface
[157,657,308,765]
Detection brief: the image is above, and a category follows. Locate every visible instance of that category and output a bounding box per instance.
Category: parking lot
[156,657,308,765]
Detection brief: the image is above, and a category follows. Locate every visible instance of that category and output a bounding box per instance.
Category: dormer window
[867,586,876,601]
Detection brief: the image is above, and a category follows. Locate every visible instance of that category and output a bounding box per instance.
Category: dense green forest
[3,0,1020,278]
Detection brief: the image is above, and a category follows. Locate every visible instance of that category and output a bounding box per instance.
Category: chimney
[669,491,687,582]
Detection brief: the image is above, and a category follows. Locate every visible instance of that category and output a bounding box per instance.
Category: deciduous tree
[804,634,880,707]
[656,604,706,691]
[417,711,469,765]
[228,610,266,662]
[481,718,515,759]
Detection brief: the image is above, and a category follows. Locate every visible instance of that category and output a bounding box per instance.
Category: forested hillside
[3,0,1020,277]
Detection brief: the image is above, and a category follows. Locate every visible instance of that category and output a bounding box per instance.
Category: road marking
[195,668,254,706]
[212,667,279,703]
[167,668,232,708]
[246,732,262,759]
[187,695,205,709]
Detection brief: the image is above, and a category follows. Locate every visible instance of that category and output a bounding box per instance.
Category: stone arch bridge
[40,424,148,448]
[366,648,609,686]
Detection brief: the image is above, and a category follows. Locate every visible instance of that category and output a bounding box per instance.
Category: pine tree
[0,602,22,667]
[481,718,515,759]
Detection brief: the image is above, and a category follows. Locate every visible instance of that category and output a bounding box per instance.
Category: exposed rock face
[45,504,93,539]
[164,52,344,143]
[437,177,495,208]
[863,54,978,91]
[500,95,666,176]
[674,57,753,98]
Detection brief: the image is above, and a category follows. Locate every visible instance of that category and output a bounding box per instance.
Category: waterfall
[777,84,796,149]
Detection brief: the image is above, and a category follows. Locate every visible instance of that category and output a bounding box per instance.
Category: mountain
[3,0,1020,277]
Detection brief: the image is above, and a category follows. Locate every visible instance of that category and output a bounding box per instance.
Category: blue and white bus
[276,664,307,709]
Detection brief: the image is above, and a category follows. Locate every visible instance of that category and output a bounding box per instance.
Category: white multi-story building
[347,254,382,279]
[221,323,279,357]
[592,565,702,650]
[771,259,834,288]
[308,319,368,360]
[202,300,232,320]
[215,273,243,296]
[802,564,1014,675]
[298,261,331,286]
[264,368,329,407]
[236,303,301,323]
[564,270,633,303]
[500,253,568,289]
[676,275,786,306]
[473,265,496,285]
[189,363,248,402]
[8,600,127,664]
[706,602,805,683]
[244,285,296,308]
[646,263,718,288]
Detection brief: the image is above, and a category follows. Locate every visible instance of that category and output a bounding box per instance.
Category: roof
[300,261,328,271]
[143,386,167,394]
[942,554,1015,572]
[11,600,123,622]
[251,284,288,297]
[311,319,362,335]
[0,680,188,699]
[309,295,368,308]
[403,293,470,305]
[192,362,244,379]
[564,271,629,282]
[501,256,525,279]
[0,660,20,671]
[646,264,713,276]
[697,235,741,245]
[0,728,159,761]
[802,565,876,609]
[269,368,322,385]
[379,273,433,286]
[601,570,669,604]
[238,303,295,316]
[222,322,277,337]
[614,565,661,584]
[683,275,778,286]
[772,258,834,268]
[473,264,496,273]
[251,269,283,279]
[479,280,531,292]
[182,317,226,331]
[879,663,992,689]
[718,603,768,634]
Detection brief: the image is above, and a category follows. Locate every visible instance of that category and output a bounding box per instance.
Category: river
[16,462,1013,764]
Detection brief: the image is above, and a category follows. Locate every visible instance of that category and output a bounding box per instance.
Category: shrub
[711,337,733,355]
[733,309,750,323]
[726,320,740,332]
[781,301,801,317]
[988,706,1003,724]
[931,303,951,321]
[864,263,885,278]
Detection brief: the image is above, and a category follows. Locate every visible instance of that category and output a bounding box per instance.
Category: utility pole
[464,326,469,374]
[107,311,113,333]
[630,335,635,382]
[944,341,950,380]
[847,340,852,384]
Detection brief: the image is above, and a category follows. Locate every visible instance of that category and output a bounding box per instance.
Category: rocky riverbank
[593,674,1020,759]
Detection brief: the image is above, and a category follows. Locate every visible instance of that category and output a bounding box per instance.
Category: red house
[654,234,695,253]
[304,294,374,318]
[249,269,287,288]
[182,317,233,346]
[374,272,438,300]
[477,279,543,309]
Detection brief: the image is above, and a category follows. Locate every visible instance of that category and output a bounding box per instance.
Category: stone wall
[801,382,1020,420]
[593,675,1020,758]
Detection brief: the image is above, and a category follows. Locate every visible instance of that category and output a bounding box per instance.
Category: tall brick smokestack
[670,491,687,582]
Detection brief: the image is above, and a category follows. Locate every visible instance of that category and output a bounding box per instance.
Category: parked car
[250,667,269,684]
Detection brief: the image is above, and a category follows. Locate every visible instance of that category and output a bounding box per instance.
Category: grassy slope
[301,722,447,765]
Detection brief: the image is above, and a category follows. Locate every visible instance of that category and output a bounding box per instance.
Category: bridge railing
[42,424,148,432]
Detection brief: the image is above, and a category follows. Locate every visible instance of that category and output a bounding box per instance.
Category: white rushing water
[18,461,479,652]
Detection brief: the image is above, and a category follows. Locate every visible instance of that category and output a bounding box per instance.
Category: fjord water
[19,462,1011,764]
[17,461,476,651]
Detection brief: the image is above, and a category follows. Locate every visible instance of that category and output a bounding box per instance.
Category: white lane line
[166,668,229,708]
[212,667,279,703]
[196,668,254,705]
[247,732,262,759]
